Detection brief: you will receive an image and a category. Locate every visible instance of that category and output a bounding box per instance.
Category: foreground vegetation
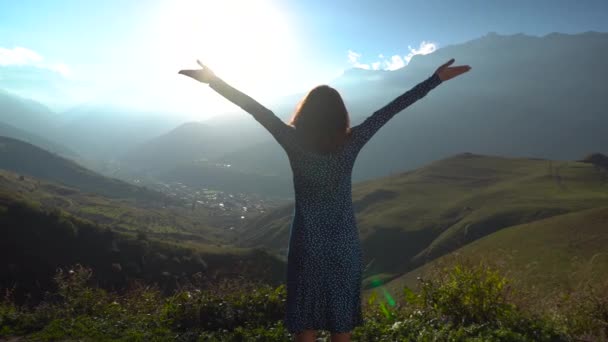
[1,263,606,341]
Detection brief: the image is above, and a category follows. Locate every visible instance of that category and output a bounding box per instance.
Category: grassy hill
[0,136,165,201]
[0,195,285,302]
[237,153,608,287]
[384,205,608,296]
[0,170,287,302]
[0,169,220,241]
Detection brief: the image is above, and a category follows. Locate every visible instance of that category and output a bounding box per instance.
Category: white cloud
[0,47,43,65]
[0,46,71,77]
[384,55,405,71]
[347,41,438,71]
[404,41,437,64]
[347,49,370,70]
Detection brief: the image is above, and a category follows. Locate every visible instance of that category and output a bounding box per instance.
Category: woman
[179,58,471,342]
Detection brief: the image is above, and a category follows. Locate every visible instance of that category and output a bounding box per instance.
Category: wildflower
[391,321,403,330]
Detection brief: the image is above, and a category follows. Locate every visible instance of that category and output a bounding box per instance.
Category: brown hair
[289,85,351,154]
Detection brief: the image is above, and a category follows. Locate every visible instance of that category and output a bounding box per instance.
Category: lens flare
[370,276,396,318]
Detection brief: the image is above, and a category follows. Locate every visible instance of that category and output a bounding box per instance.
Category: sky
[1,0,607,117]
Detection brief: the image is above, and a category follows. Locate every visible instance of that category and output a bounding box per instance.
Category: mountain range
[120,31,608,196]
[2,31,607,198]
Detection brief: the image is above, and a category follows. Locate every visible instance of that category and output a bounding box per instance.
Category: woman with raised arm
[179,58,471,342]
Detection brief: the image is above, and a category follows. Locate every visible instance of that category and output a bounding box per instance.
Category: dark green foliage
[416,263,515,325]
[162,281,286,332]
[357,263,567,342]
[1,263,605,341]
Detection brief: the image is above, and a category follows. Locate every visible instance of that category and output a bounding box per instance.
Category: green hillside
[0,170,286,302]
[0,136,165,201]
[384,205,608,296]
[0,195,285,302]
[0,169,220,240]
[237,153,608,286]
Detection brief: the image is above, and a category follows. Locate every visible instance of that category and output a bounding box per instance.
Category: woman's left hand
[435,58,471,81]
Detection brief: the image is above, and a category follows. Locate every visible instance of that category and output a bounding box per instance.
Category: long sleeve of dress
[350,73,442,150]
[209,77,294,149]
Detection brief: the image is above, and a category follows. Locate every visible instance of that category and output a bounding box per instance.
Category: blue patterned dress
[209,73,443,334]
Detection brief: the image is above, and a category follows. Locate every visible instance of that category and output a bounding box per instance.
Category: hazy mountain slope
[0,136,164,200]
[0,121,78,158]
[0,89,58,136]
[120,120,293,196]
[236,154,608,281]
[51,105,183,160]
[384,205,608,295]
[121,121,265,174]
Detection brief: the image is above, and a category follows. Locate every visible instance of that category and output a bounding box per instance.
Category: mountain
[0,89,59,136]
[43,31,606,198]
[235,154,608,286]
[338,31,608,180]
[158,31,608,197]
[120,119,293,196]
[0,121,78,158]
[0,136,164,200]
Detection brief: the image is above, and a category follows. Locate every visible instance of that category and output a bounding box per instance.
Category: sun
[154,0,296,95]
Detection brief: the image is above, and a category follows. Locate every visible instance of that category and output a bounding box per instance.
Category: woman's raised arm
[179,61,294,148]
[350,58,471,150]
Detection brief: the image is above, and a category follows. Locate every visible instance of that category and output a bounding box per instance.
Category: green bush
[417,263,516,325]
[355,263,567,341]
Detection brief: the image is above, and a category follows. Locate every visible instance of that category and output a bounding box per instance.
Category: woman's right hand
[178,60,216,84]
[434,58,471,82]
